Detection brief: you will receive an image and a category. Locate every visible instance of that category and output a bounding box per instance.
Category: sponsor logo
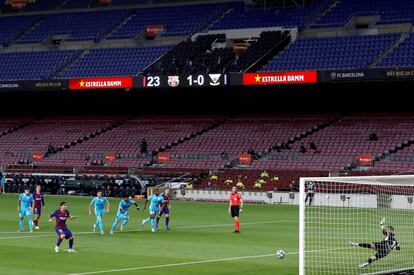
[167,76,180,87]
[69,77,133,90]
[208,74,221,86]
[243,71,317,85]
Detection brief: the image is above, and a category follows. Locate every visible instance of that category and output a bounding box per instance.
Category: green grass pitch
[0,194,299,275]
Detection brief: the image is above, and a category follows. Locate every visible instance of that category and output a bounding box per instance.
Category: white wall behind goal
[175,189,299,204]
[177,190,414,209]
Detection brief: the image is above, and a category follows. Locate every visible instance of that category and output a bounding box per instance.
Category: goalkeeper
[350,217,400,268]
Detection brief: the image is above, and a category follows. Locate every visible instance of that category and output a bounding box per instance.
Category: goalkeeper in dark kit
[349,217,400,268]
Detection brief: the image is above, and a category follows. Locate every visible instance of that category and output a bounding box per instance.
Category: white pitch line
[67,248,350,275]
[67,254,277,275]
[0,220,295,240]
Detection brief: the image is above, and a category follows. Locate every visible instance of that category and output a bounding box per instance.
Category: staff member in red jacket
[228,186,243,234]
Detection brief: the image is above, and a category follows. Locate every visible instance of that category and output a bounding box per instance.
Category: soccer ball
[276,250,285,259]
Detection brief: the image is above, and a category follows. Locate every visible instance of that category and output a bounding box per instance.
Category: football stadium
[0,0,414,274]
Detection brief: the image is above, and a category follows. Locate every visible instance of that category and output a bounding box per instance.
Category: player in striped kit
[33,185,45,230]
[156,188,171,230]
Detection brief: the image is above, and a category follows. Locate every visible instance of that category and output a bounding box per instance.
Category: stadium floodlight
[299,175,414,275]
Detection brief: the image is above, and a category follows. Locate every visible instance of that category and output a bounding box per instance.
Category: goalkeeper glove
[380,217,385,226]
[136,206,140,211]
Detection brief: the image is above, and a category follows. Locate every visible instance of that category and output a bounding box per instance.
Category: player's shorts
[33,208,41,215]
[56,228,73,239]
[95,211,105,219]
[116,213,129,220]
[373,241,391,259]
[230,205,240,218]
[158,207,170,216]
[149,208,158,215]
[307,193,315,198]
[19,208,32,218]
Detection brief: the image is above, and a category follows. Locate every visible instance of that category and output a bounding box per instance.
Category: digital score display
[142,74,229,88]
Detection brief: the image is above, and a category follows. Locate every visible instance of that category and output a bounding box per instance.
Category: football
[276,250,285,259]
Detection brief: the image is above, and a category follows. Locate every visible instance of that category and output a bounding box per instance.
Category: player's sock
[166,217,170,228]
[143,217,150,224]
[122,219,128,226]
[56,238,63,247]
[19,219,23,231]
[111,219,120,232]
[28,218,33,231]
[69,239,74,249]
[150,218,155,230]
[156,217,160,224]
[98,220,103,232]
[235,220,240,231]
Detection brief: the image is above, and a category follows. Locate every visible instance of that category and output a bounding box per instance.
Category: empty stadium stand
[0,50,81,80]
[107,3,230,38]
[255,113,414,171]
[379,33,414,68]
[59,46,172,78]
[0,113,414,190]
[145,34,228,75]
[0,116,123,166]
[39,116,225,168]
[17,10,130,43]
[209,0,332,30]
[166,115,335,167]
[0,15,39,46]
[262,34,399,71]
[312,0,414,28]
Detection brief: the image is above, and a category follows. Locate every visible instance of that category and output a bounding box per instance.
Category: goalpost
[299,175,414,275]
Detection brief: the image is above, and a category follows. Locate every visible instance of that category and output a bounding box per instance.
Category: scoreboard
[1,68,413,92]
[142,74,229,88]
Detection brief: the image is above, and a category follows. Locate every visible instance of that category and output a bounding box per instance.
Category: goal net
[299,175,414,275]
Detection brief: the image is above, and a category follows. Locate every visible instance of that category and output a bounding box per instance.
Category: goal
[299,175,414,275]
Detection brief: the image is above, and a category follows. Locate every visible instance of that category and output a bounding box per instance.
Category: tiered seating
[0,117,118,165]
[0,50,81,80]
[41,116,222,168]
[145,34,226,75]
[59,46,172,78]
[262,34,398,71]
[168,115,333,160]
[227,30,290,72]
[0,118,28,134]
[313,0,414,28]
[17,10,129,43]
[254,114,414,171]
[108,3,229,39]
[379,34,414,68]
[209,0,331,31]
[0,15,39,45]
